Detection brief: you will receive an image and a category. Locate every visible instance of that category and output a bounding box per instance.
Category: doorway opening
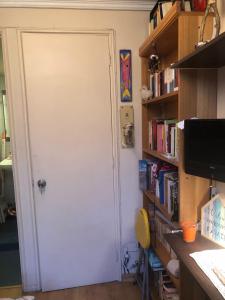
[0,38,21,287]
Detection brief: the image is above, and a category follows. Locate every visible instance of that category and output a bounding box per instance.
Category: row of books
[149,119,178,159]
[149,68,178,99]
[147,204,178,259]
[139,159,179,220]
[149,0,206,35]
[149,2,174,33]
[155,212,178,254]
[159,271,179,300]
[147,205,179,299]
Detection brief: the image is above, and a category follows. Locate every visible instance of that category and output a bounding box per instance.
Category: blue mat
[0,250,21,286]
[0,217,21,286]
[0,217,19,251]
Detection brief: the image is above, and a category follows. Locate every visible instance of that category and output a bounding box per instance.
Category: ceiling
[0,1,155,74]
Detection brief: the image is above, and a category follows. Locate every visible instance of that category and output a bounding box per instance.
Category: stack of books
[149,68,178,98]
[149,119,178,159]
[139,159,179,221]
[159,271,180,300]
[155,212,174,252]
[164,172,178,218]
[149,1,175,34]
[149,0,201,36]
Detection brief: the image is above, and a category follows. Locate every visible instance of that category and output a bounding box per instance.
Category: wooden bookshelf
[155,239,180,290]
[141,1,215,223]
[172,31,225,69]
[143,148,179,167]
[140,2,217,297]
[139,1,180,58]
[144,190,180,227]
[144,190,173,220]
[142,91,178,105]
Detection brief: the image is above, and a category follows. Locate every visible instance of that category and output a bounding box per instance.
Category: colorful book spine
[149,67,178,98]
[149,119,178,159]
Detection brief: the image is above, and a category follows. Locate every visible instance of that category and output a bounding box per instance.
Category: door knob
[37,179,47,193]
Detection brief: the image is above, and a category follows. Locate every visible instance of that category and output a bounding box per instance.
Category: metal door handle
[37,179,47,193]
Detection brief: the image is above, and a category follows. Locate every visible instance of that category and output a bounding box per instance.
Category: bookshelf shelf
[143,148,179,167]
[172,31,225,69]
[139,2,207,59]
[139,1,180,58]
[144,190,154,203]
[144,190,180,226]
[142,90,178,105]
[155,238,180,290]
[144,190,172,220]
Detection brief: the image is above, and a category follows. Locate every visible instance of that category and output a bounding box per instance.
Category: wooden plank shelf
[139,1,180,58]
[154,238,180,290]
[142,91,178,105]
[144,190,174,221]
[172,31,225,69]
[143,148,179,167]
[144,191,179,228]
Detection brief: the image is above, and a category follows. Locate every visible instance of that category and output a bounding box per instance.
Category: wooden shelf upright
[140,1,216,224]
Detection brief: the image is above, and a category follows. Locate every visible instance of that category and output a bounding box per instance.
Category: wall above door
[0,0,154,11]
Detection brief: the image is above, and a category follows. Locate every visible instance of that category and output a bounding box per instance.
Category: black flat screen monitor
[184,119,225,182]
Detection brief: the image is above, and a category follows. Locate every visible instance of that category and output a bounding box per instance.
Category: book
[171,126,176,157]
[139,160,148,191]
[149,67,178,98]
[171,179,179,222]
[164,172,178,215]
[159,168,176,205]
[152,120,157,150]
[174,125,179,161]
[164,119,177,154]
[184,0,191,11]
[164,172,176,210]
[163,281,177,293]
[157,122,164,152]
[192,0,206,11]
[149,249,164,270]
[149,119,177,158]
[160,2,173,18]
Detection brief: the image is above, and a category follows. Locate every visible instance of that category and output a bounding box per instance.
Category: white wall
[0,8,149,290]
[216,3,225,193]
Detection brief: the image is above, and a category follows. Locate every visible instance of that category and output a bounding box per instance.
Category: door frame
[1,28,121,291]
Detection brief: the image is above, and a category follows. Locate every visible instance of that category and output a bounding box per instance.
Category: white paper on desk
[190,249,225,299]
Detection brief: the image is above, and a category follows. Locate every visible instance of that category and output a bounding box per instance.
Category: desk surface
[165,233,224,300]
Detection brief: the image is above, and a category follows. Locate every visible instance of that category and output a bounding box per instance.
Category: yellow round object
[135,208,150,249]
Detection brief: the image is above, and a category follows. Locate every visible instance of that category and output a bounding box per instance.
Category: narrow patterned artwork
[120,50,132,102]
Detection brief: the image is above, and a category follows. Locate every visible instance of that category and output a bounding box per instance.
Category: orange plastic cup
[181,221,197,243]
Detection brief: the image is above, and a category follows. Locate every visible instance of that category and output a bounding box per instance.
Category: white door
[21,32,120,291]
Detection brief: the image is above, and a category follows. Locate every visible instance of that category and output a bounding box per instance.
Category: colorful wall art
[120,50,132,102]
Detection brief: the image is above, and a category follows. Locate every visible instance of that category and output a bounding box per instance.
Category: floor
[30,282,141,300]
